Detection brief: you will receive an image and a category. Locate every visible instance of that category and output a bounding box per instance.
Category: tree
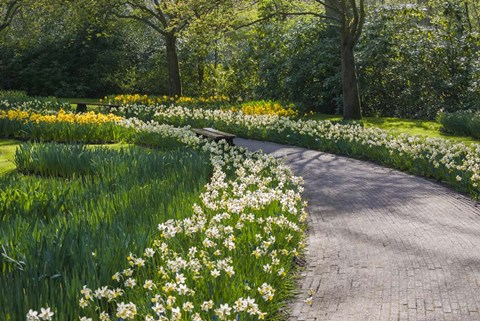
[0,0,21,32]
[254,0,365,119]
[108,0,231,97]
[323,0,365,119]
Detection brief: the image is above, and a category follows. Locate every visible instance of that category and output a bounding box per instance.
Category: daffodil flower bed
[105,96,298,117]
[0,109,307,321]
[103,94,230,110]
[0,95,71,112]
[75,119,307,321]
[0,109,126,143]
[230,101,298,117]
[142,105,480,198]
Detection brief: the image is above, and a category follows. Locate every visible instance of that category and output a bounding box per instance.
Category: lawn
[0,139,21,174]
[304,113,479,144]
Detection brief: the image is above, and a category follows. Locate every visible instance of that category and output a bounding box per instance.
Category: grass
[0,138,131,176]
[0,141,212,320]
[0,135,306,321]
[304,113,480,144]
[0,139,21,174]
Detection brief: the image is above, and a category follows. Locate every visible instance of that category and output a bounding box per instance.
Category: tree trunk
[165,32,182,97]
[197,55,205,91]
[340,36,362,120]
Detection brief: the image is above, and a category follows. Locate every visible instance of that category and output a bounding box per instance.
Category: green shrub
[438,110,480,138]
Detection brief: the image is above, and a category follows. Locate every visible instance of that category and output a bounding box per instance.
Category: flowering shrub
[0,109,126,143]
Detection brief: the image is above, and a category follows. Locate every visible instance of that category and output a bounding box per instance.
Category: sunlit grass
[304,113,479,144]
[0,139,21,174]
[0,138,136,175]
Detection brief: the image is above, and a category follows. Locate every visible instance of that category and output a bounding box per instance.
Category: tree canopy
[1,0,479,119]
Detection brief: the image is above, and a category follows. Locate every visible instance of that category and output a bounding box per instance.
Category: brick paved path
[235,138,480,321]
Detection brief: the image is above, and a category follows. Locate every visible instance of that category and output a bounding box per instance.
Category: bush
[357,3,480,119]
[438,110,480,138]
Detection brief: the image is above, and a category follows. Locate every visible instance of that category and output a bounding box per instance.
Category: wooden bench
[191,127,236,146]
[72,102,121,113]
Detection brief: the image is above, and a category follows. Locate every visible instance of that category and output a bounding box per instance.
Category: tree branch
[0,0,21,32]
[113,11,166,35]
[349,0,359,37]
[125,0,168,27]
[233,10,341,30]
[314,0,341,15]
[353,0,365,44]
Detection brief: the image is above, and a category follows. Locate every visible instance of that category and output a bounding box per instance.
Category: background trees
[0,0,20,32]
[0,0,479,120]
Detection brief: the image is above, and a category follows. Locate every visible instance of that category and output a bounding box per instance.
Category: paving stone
[236,138,480,321]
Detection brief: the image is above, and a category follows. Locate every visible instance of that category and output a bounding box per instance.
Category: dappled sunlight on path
[236,138,480,321]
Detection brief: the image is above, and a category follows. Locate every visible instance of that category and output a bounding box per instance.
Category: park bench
[191,127,236,146]
[72,101,121,113]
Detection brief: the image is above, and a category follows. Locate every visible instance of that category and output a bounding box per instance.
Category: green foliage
[0,90,27,100]
[0,111,129,144]
[2,0,480,118]
[281,22,342,114]
[1,142,211,320]
[0,90,72,111]
[438,110,480,138]
[153,105,480,198]
[0,5,168,98]
[15,143,99,177]
[357,2,480,119]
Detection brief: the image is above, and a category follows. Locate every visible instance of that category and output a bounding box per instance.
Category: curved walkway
[235,138,480,321]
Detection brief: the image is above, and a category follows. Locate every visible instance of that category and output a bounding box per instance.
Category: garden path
[235,138,480,321]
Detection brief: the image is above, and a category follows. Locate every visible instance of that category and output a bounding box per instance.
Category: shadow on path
[236,138,480,321]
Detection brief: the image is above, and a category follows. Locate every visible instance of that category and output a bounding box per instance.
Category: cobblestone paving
[235,138,480,321]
